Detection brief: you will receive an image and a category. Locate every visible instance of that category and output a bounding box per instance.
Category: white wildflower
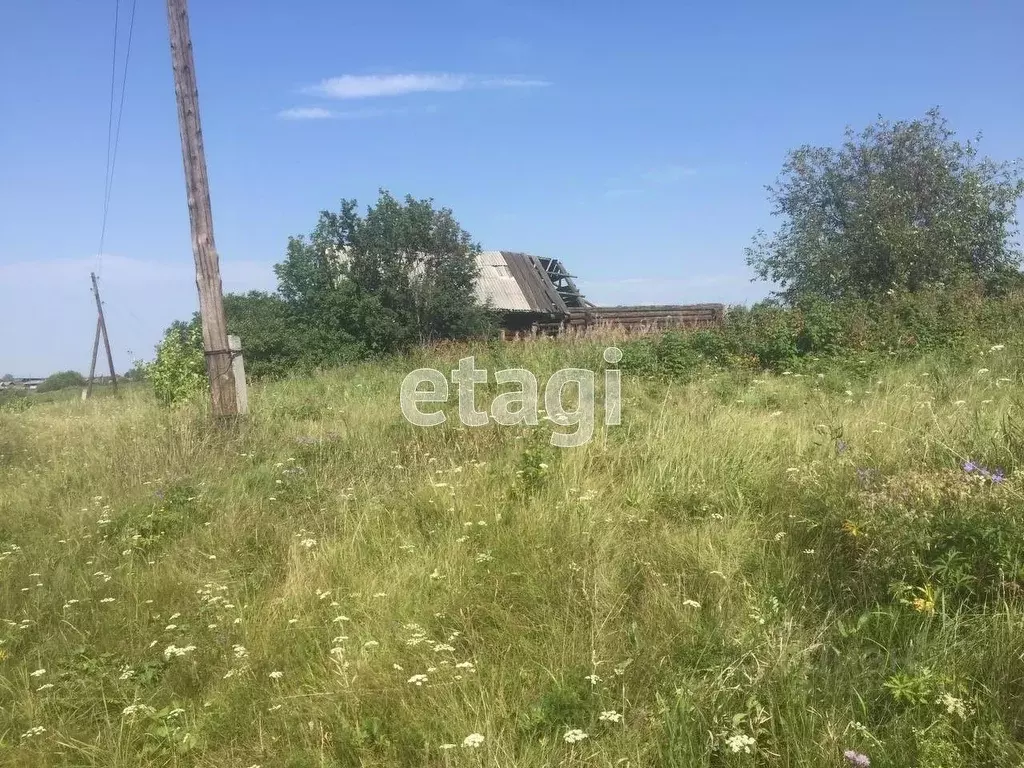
[726,733,756,753]
[30,668,46,677]
[269,670,283,679]
[938,693,970,719]
[563,728,588,743]
[163,644,197,660]
[599,710,622,723]
[462,733,485,748]
[122,702,156,718]
[407,674,429,686]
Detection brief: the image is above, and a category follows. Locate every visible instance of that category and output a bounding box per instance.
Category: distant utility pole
[165,0,238,417]
[84,272,118,398]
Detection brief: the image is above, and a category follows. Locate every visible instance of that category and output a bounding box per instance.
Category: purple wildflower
[961,460,1006,483]
[836,440,848,455]
[843,750,870,767]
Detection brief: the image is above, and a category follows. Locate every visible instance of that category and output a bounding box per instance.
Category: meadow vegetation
[3,327,1024,767]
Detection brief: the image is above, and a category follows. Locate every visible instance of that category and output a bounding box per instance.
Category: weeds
[1,341,1023,765]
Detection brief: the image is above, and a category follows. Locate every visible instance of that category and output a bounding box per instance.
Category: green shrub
[37,370,85,393]
[146,323,205,406]
[656,332,701,380]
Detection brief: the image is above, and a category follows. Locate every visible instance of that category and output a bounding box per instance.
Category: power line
[96,0,138,276]
[97,0,119,275]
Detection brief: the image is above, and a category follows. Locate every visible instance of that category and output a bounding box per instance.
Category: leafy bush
[619,287,1024,377]
[656,332,701,380]
[37,370,85,393]
[146,323,205,406]
[222,292,312,379]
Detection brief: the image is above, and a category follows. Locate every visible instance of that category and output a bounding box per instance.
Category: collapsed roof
[474,251,592,314]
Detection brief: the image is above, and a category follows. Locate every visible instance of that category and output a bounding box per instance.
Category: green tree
[37,370,86,393]
[123,363,147,382]
[147,190,492,384]
[276,190,492,355]
[747,108,1024,303]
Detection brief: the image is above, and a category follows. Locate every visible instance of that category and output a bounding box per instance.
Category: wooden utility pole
[165,0,238,417]
[85,317,102,399]
[84,272,118,398]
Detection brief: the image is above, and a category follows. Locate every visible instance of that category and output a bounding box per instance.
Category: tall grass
[1,339,1023,766]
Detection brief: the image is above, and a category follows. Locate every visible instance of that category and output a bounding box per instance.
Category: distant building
[474,250,724,334]
[0,378,44,391]
[330,246,724,335]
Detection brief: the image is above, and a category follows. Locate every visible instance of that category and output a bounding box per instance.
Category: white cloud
[277,106,335,120]
[303,73,549,99]
[277,106,413,121]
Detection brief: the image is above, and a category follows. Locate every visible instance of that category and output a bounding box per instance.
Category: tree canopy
[276,190,491,356]
[148,190,493,386]
[747,108,1024,303]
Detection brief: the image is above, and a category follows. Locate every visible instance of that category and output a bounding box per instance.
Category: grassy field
[2,338,1023,767]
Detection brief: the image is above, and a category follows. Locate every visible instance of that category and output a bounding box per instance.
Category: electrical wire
[96,0,138,277]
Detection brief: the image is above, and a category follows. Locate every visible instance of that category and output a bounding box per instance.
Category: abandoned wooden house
[473,250,724,335]
[331,246,724,335]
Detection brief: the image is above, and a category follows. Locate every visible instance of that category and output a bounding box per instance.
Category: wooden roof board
[501,252,568,314]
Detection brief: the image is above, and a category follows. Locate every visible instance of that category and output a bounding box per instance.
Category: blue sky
[2,0,1023,376]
